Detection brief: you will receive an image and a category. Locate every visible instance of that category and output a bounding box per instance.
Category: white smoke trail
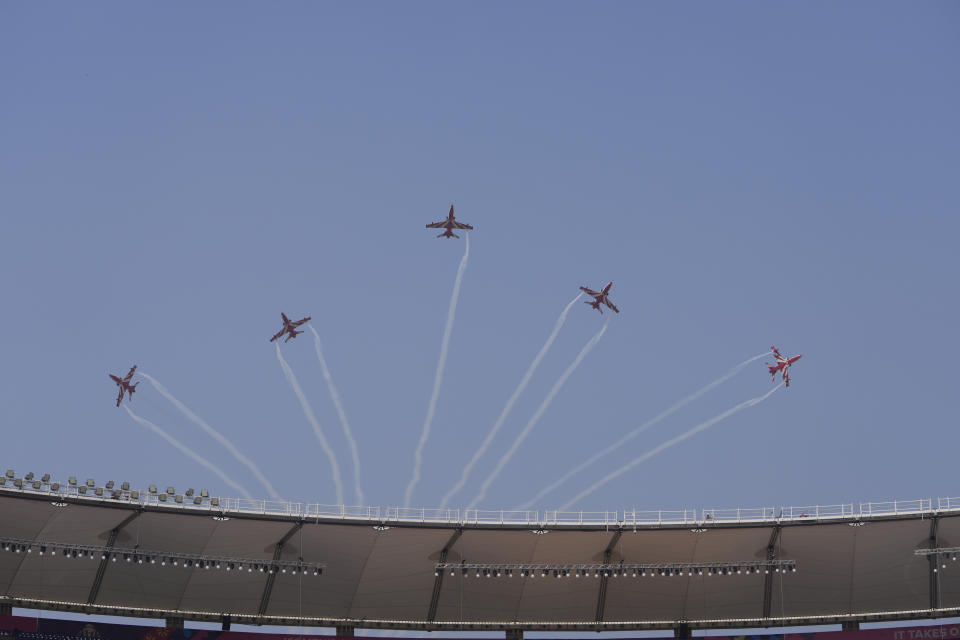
[404,233,470,508]
[275,343,344,505]
[138,371,281,500]
[558,382,785,511]
[515,352,769,509]
[439,292,584,508]
[466,317,611,510]
[124,406,254,499]
[308,325,363,506]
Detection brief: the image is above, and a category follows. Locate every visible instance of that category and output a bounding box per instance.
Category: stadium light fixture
[436,560,798,578]
[0,536,325,577]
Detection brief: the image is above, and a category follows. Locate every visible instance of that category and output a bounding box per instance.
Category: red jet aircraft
[425,205,473,238]
[580,281,619,314]
[270,313,311,343]
[766,346,802,387]
[109,365,139,408]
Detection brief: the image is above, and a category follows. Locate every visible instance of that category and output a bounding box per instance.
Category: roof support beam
[427,529,463,622]
[929,516,940,610]
[257,522,303,617]
[87,511,141,604]
[595,530,622,622]
[761,525,782,619]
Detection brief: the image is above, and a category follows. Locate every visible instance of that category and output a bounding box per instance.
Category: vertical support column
[88,511,141,604]
[929,516,941,610]
[842,622,860,631]
[762,525,782,619]
[595,530,622,622]
[221,617,231,631]
[505,629,523,640]
[427,529,463,622]
[258,522,304,617]
[0,603,12,617]
[674,624,692,638]
[335,626,355,637]
[165,618,184,630]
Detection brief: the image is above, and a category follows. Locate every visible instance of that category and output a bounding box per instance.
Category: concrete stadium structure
[3,477,960,635]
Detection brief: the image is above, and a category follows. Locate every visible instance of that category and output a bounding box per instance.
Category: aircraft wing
[604,299,620,313]
[269,329,286,342]
[123,365,137,382]
[290,317,310,328]
[580,287,600,297]
[452,221,473,230]
[109,374,121,384]
[116,388,124,407]
[783,367,791,387]
[425,221,447,229]
[770,346,784,361]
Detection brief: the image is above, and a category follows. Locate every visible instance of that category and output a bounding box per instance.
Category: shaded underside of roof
[1,491,958,630]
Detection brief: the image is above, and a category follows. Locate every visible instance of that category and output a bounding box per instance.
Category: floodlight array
[0,537,325,576]
[915,546,960,571]
[435,560,797,578]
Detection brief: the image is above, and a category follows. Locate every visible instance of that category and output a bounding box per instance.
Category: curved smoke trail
[558,382,785,511]
[404,233,470,508]
[308,325,364,506]
[276,343,344,505]
[466,317,611,510]
[124,406,254,499]
[440,292,583,508]
[515,352,769,509]
[138,371,281,500]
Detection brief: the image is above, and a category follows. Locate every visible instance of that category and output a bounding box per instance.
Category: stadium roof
[2,483,960,631]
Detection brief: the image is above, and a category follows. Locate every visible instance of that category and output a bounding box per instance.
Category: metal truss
[0,536,325,576]
[436,559,797,578]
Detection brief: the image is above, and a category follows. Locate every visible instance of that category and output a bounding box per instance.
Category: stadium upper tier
[2,478,960,631]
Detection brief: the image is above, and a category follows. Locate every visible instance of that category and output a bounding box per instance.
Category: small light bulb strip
[0,536,325,576]
[435,560,797,578]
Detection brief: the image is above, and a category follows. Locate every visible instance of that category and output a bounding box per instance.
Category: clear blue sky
[2,1,958,514]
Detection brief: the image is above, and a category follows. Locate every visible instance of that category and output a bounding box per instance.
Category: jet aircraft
[579,281,619,314]
[425,205,473,238]
[766,346,802,387]
[109,365,139,407]
[270,313,311,343]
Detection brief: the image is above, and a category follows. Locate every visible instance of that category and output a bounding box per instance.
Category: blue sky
[2,2,959,515]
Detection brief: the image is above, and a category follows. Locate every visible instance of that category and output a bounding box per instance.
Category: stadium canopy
[2,484,960,632]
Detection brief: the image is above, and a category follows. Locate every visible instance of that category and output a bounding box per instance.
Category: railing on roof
[0,475,957,527]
